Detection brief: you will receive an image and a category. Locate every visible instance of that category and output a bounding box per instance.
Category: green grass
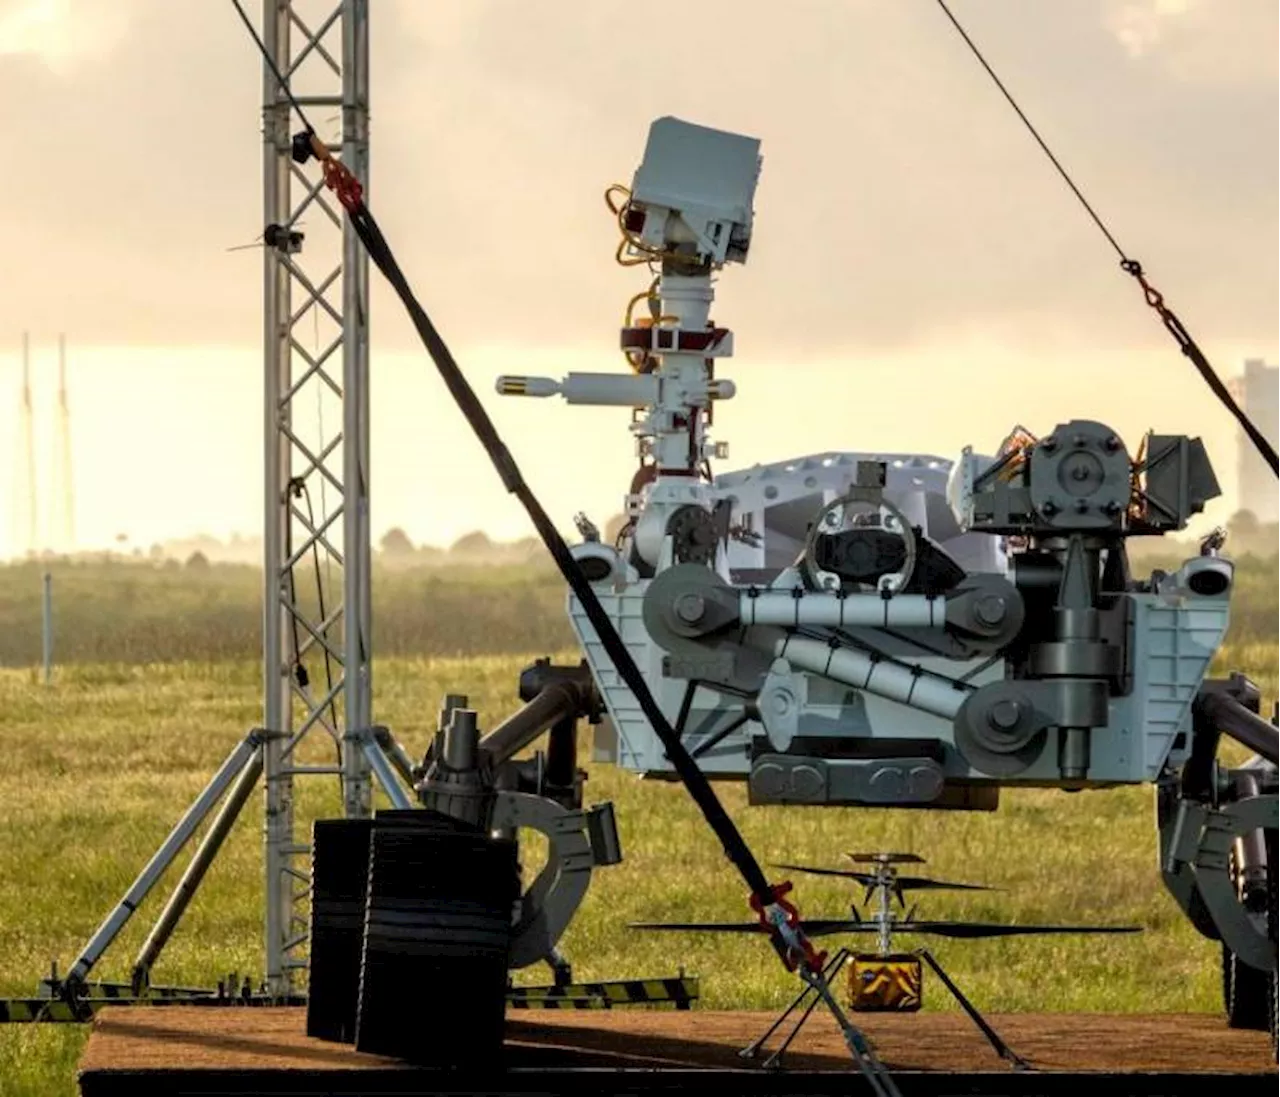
[0,550,1274,666]
[0,558,576,667]
[0,637,1276,1096]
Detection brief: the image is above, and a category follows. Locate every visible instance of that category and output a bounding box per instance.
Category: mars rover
[442,115,1276,1041]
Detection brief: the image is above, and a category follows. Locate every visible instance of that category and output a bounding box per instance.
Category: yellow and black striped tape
[0,1000,95,1023]
[1,994,303,1023]
[507,976,697,1009]
[77,982,216,1001]
[509,996,611,1010]
[1,977,696,1023]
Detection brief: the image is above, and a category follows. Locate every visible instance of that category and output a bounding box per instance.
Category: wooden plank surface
[78,1005,1277,1076]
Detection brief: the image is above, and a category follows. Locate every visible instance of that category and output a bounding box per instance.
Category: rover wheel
[1222,845,1272,1031]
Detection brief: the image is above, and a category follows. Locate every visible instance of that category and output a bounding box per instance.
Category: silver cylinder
[776,635,969,720]
[741,590,942,629]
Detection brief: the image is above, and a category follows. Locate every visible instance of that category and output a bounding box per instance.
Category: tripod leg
[917,948,1031,1071]
[64,730,264,987]
[132,746,265,993]
[763,950,852,1070]
[740,948,847,1060]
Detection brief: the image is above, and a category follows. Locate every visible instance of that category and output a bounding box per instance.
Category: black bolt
[1072,434,1088,448]
[1041,500,1059,516]
[1104,435,1121,452]
[974,595,1007,627]
[1075,499,1090,513]
[290,130,315,164]
[1103,500,1123,516]
[1041,436,1059,453]
[989,700,1022,731]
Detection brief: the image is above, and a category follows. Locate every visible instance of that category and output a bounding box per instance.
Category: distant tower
[54,334,74,553]
[1227,359,1280,524]
[20,333,37,557]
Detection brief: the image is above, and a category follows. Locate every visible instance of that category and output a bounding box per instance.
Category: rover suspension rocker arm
[1158,681,1278,972]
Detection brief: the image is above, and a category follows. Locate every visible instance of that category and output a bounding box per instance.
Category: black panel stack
[305,818,374,1042]
[354,809,518,1065]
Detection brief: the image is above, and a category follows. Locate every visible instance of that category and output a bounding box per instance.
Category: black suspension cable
[933,0,1278,477]
[344,196,778,903]
[227,0,789,930]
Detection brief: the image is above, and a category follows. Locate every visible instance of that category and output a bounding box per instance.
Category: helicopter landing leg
[739,948,850,1067]
[917,948,1032,1071]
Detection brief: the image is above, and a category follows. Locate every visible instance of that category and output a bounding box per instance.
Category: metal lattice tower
[261,0,372,996]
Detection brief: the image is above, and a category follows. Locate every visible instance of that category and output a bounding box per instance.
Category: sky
[0,0,1276,556]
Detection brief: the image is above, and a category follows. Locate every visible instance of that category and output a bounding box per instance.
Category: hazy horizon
[3,1,1276,558]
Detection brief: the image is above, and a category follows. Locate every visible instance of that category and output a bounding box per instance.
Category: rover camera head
[626,116,762,267]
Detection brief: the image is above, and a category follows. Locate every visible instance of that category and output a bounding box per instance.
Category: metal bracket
[490,791,622,969]
[1160,789,1278,971]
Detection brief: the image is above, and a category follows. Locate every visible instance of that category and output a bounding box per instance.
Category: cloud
[1104,0,1277,85]
[0,0,127,74]
[0,1,1274,362]
[1107,0,1196,58]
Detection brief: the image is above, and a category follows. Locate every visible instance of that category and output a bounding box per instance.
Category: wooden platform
[77,1005,1277,1096]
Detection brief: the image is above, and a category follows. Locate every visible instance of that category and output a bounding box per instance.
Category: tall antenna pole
[21,332,36,557]
[56,333,74,553]
[261,0,372,999]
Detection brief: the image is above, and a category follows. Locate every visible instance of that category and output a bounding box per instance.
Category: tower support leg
[63,730,264,988]
[131,746,265,993]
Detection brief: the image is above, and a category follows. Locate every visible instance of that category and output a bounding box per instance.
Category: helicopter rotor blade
[770,863,995,893]
[630,920,1143,939]
[771,862,875,883]
[629,920,882,937]
[845,852,925,864]
[892,921,1144,939]
[892,875,999,893]
[628,922,769,933]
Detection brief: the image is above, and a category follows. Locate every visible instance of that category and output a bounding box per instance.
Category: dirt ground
[79,1005,1278,1075]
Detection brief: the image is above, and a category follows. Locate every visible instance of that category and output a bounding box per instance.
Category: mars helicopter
[632,851,1143,1070]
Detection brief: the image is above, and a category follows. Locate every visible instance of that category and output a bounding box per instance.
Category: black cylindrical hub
[355,809,518,1065]
[1229,770,1272,909]
[479,682,581,766]
[545,713,578,789]
[443,708,481,772]
[306,818,374,1043]
[1200,691,1280,766]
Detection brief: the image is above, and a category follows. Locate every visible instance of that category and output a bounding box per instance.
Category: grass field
[2,646,1276,1094]
[1,548,1275,667]
[0,556,1275,1095]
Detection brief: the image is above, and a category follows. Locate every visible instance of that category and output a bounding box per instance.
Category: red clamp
[306,132,364,214]
[750,882,828,975]
[321,155,364,214]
